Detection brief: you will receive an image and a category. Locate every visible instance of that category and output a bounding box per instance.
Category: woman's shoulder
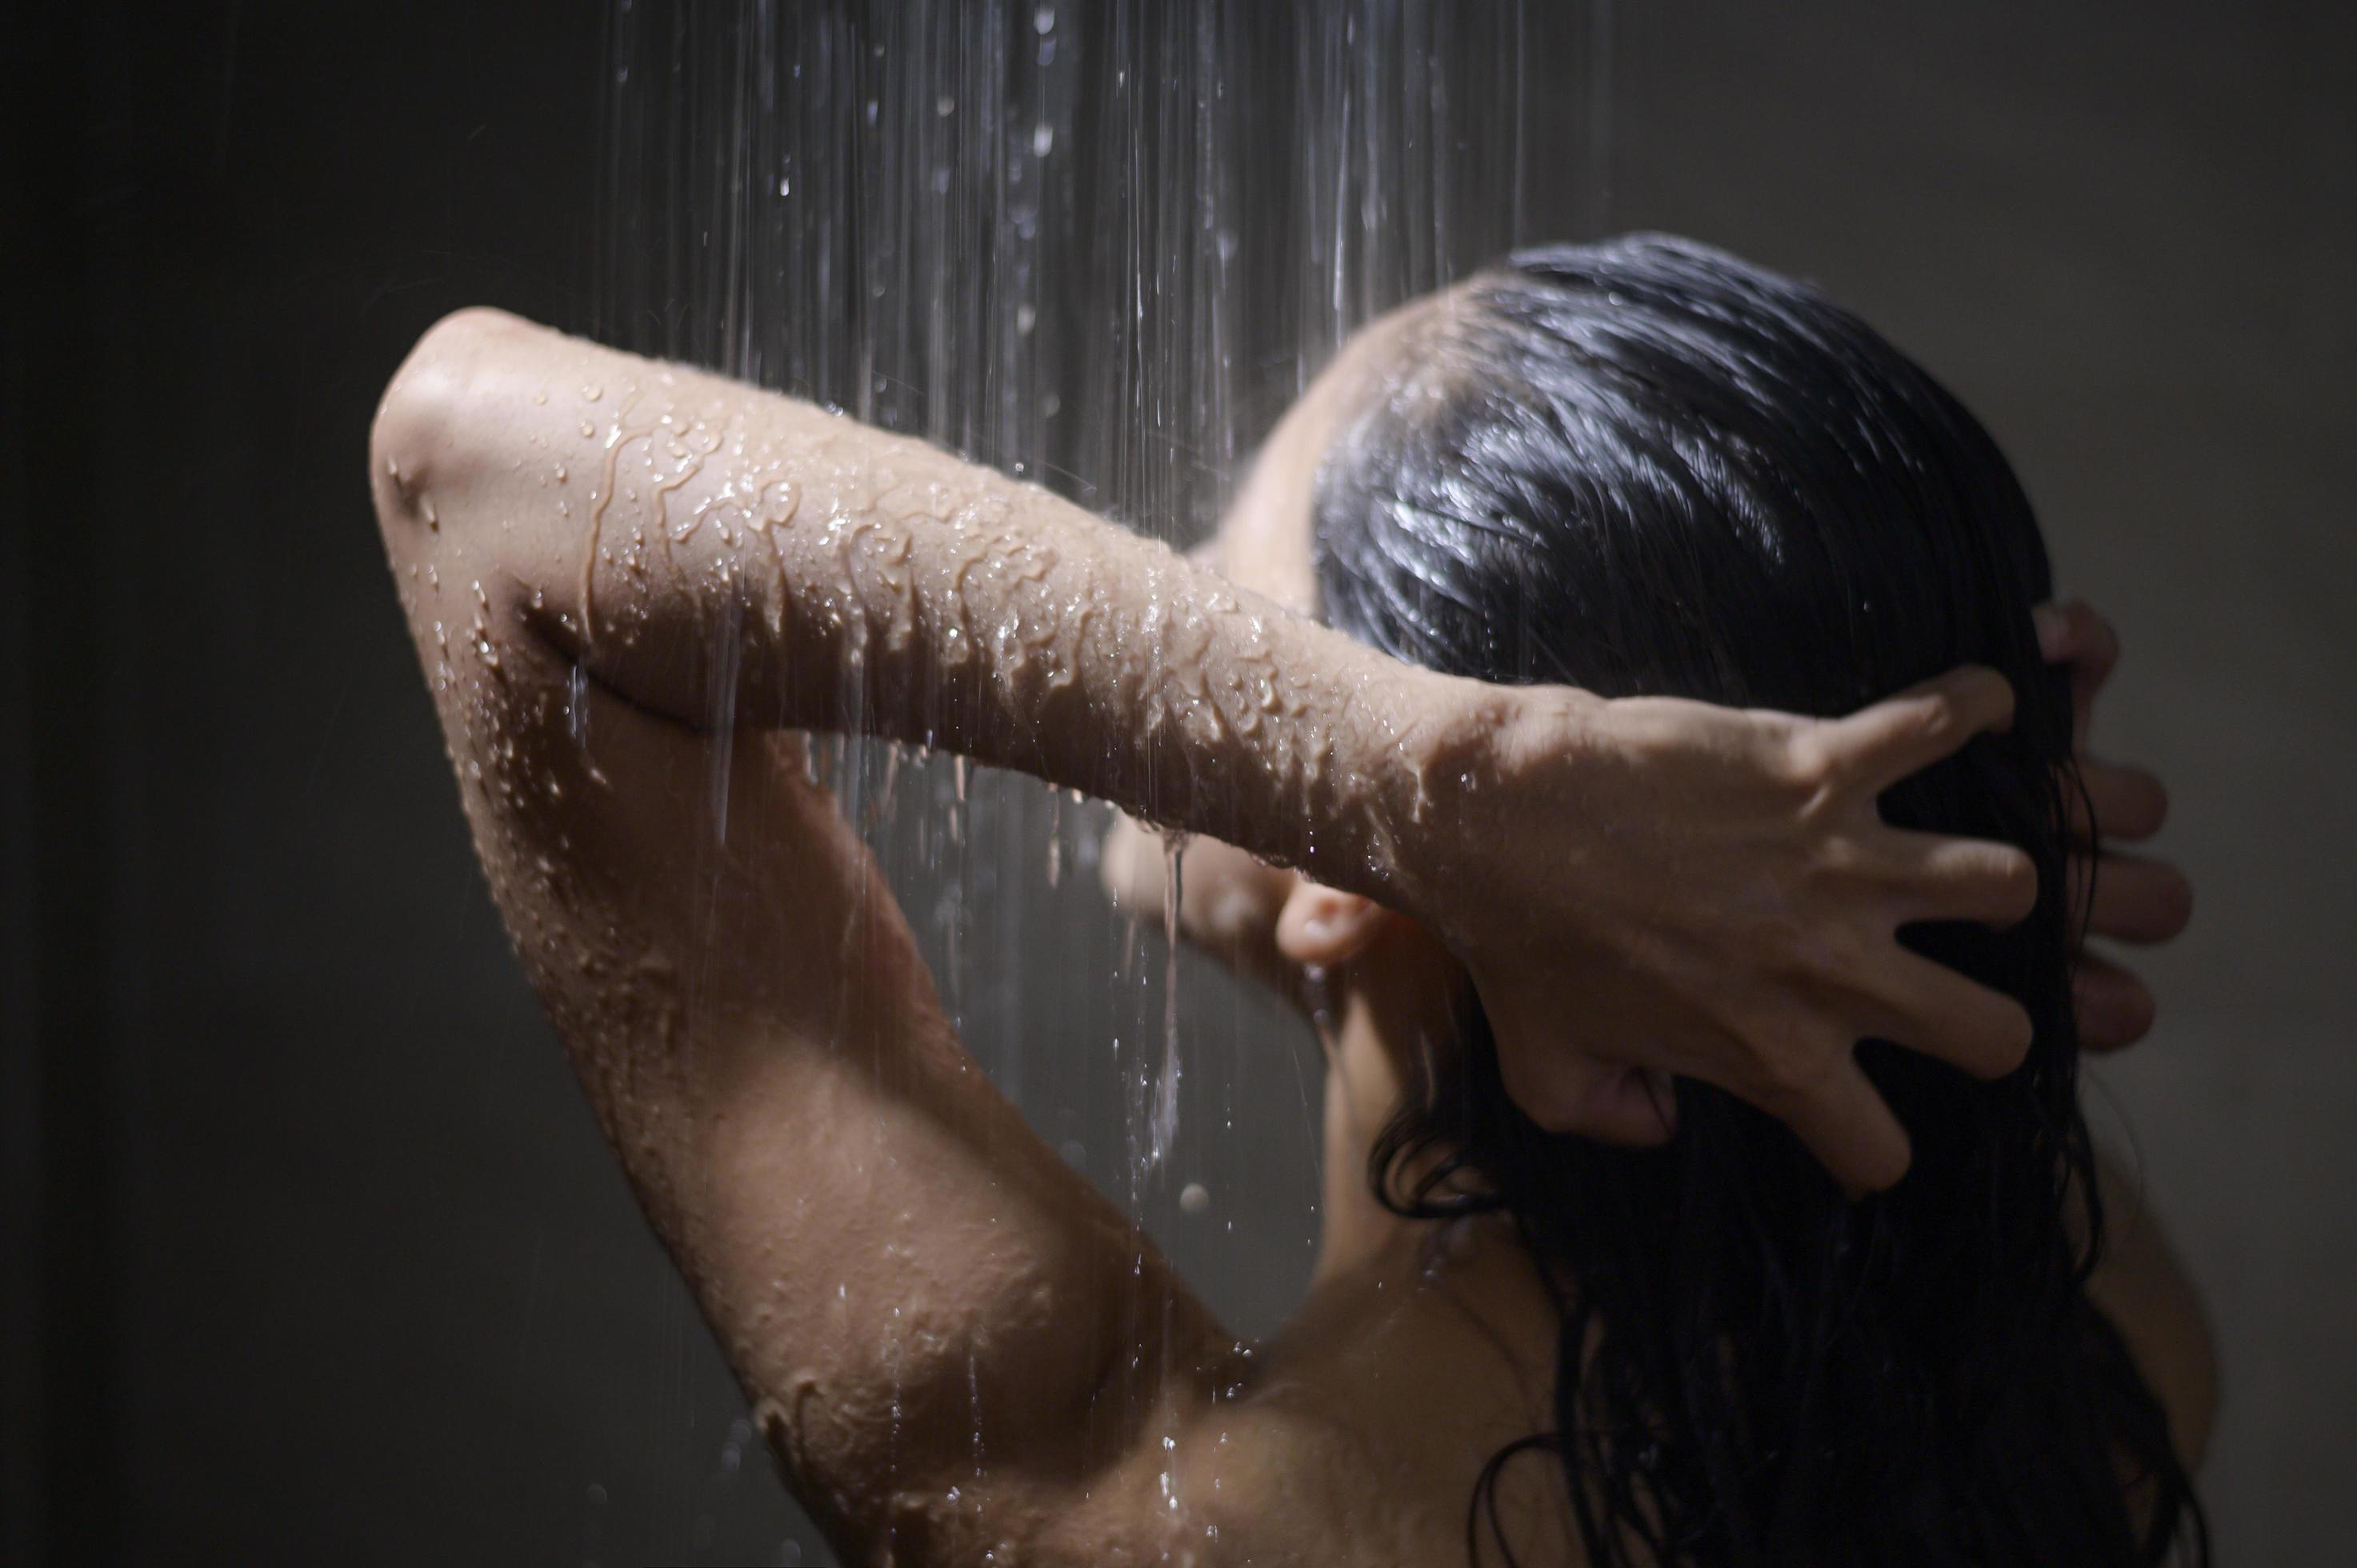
[2086,1152,2219,1474]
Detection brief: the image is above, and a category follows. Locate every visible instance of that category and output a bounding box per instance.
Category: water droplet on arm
[567,662,589,745]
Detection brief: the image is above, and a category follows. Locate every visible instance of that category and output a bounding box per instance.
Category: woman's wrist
[1343,665,1608,928]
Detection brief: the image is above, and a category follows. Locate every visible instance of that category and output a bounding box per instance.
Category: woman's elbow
[374,309,519,510]
[370,306,624,673]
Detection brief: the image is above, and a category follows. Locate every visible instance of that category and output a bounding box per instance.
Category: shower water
[591,1,1597,1556]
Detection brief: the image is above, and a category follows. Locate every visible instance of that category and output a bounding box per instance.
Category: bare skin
[370,304,2208,1563]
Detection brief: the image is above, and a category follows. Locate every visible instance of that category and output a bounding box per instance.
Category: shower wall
[6,2,2349,1564]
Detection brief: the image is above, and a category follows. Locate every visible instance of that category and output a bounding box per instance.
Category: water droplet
[567,662,590,745]
[1031,122,1054,158]
[1150,834,1189,1169]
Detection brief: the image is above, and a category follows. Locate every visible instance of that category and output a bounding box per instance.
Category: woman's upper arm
[374,358,1227,1550]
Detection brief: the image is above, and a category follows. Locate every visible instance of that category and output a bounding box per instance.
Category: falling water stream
[590,2,1599,1558]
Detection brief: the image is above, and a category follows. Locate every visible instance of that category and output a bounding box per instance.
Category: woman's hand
[1401,666,2040,1194]
[2035,600,2193,1049]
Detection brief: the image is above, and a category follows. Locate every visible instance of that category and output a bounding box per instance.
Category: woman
[370,234,2207,1563]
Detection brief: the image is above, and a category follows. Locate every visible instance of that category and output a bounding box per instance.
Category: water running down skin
[378,306,2052,1186]
[369,306,2204,1562]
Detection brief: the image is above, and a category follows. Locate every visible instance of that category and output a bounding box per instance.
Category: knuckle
[1829,835,1875,880]
[1911,692,1958,743]
[1752,1027,1839,1104]
[1800,837,1865,896]
[1784,728,1839,792]
[1805,920,1877,988]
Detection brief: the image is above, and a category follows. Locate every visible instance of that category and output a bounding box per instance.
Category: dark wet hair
[1314,234,2204,1567]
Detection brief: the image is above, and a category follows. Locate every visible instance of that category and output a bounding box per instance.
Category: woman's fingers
[2074,953,2159,1050]
[1853,946,2037,1080]
[2069,757,2170,842]
[1880,829,2039,928]
[1819,666,2015,798]
[2035,598,2119,748]
[2071,849,2195,946]
[1774,1058,1913,1195]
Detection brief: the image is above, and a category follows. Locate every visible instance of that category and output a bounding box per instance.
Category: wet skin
[370,306,2208,1563]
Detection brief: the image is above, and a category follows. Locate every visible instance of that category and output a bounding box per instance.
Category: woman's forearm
[372,309,2055,1196]
[370,309,1462,898]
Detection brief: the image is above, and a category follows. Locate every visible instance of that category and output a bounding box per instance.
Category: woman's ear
[1275,882,1399,970]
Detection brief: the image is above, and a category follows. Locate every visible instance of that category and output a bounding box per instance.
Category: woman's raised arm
[375,308,2043,1194]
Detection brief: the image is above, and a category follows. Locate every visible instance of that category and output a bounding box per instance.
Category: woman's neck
[1308,949,1483,1286]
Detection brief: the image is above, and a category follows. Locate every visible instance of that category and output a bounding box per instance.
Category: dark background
[6,2,2352,1563]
